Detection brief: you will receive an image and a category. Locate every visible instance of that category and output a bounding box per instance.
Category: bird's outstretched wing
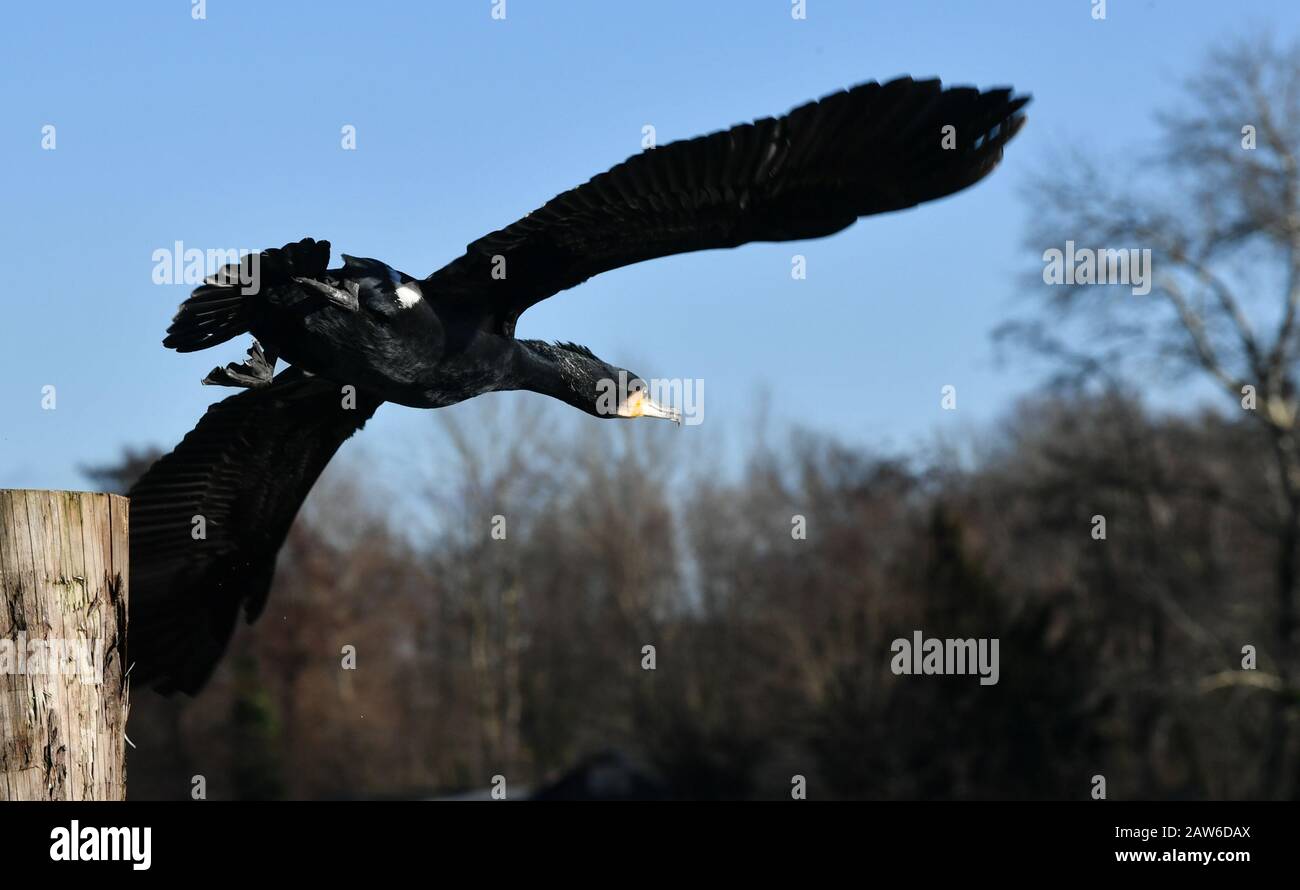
[127,368,383,694]
[424,77,1029,335]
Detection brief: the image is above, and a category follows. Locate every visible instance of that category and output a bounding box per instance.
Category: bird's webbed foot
[202,341,278,388]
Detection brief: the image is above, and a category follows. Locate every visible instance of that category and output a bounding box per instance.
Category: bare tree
[1003,35,1300,797]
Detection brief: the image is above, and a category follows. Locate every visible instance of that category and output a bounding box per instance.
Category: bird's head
[515,340,681,424]
[610,377,681,422]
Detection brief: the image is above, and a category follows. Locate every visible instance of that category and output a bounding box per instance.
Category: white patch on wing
[394,282,423,308]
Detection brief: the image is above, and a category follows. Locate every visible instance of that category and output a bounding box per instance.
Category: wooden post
[0,490,129,800]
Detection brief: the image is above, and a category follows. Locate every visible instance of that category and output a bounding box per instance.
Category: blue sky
[2,0,1297,490]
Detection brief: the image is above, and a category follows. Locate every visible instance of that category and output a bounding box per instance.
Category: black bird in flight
[129,77,1029,693]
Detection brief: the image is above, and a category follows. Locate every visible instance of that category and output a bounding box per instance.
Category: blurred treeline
[102,385,1291,800]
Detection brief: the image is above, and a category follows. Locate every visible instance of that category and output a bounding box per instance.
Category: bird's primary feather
[127,368,382,694]
[424,76,1029,336]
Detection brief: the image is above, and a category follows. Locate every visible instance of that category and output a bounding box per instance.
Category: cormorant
[129,77,1029,693]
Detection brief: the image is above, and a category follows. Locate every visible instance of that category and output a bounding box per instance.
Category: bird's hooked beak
[617,388,682,425]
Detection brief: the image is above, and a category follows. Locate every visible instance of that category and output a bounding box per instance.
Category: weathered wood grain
[0,490,129,800]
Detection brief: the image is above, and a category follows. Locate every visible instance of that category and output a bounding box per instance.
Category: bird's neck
[507,340,603,415]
